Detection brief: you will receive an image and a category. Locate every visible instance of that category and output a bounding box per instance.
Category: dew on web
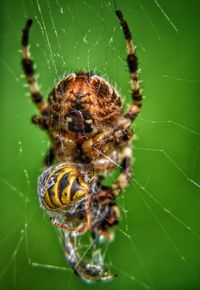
[0,229,24,281]
[36,0,59,77]
[162,74,200,84]
[2,178,29,201]
[0,57,20,82]
[140,4,161,41]
[152,0,179,33]
[0,0,200,290]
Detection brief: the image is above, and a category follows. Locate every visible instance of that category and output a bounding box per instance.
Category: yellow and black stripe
[40,164,89,210]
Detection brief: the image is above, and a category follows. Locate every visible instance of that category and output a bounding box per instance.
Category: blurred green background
[0,0,200,289]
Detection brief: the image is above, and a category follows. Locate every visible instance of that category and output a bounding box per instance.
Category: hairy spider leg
[43,147,55,166]
[22,19,52,161]
[94,144,132,197]
[91,10,143,195]
[111,146,132,196]
[31,114,50,129]
[116,10,143,120]
[21,19,48,114]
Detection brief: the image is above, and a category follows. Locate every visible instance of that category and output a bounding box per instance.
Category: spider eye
[38,163,89,210]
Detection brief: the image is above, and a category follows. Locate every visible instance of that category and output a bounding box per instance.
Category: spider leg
[92,118,132,155]
[43,147,55,166]
[111,146,132,196]
[21,19,48,114]
[93,229,114,241]
[91,189,120,239]
[116,10,143,120]
[51,219,89,234]
[95,144,132,197]
[32,115,50,130]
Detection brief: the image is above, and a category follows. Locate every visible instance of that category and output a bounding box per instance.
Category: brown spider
[21,10,142,283]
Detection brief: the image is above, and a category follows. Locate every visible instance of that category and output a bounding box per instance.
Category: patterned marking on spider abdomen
[47,72,122,133]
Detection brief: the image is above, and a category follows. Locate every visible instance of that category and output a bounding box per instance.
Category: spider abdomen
[48,72,122,133]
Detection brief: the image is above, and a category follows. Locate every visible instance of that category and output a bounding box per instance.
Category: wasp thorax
[38,163,90,210]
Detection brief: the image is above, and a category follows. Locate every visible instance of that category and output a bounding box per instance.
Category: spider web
[0,0,200,289]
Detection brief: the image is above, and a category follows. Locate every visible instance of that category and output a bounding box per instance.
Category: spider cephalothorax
[21,9,143,283]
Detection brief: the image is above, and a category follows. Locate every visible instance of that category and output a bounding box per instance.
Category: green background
[0,0,200,289]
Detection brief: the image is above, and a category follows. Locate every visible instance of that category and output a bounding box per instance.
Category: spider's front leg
[21,19,48,115]
[116,10,143,121]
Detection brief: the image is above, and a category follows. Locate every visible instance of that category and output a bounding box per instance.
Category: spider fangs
[21,10,143,283]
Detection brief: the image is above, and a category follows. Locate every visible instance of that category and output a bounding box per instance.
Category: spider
[21,10,142,283]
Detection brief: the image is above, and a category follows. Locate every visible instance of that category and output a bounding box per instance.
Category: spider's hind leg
[111,146,132,197]
[21,19,48,114]
[43,147,55,166]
